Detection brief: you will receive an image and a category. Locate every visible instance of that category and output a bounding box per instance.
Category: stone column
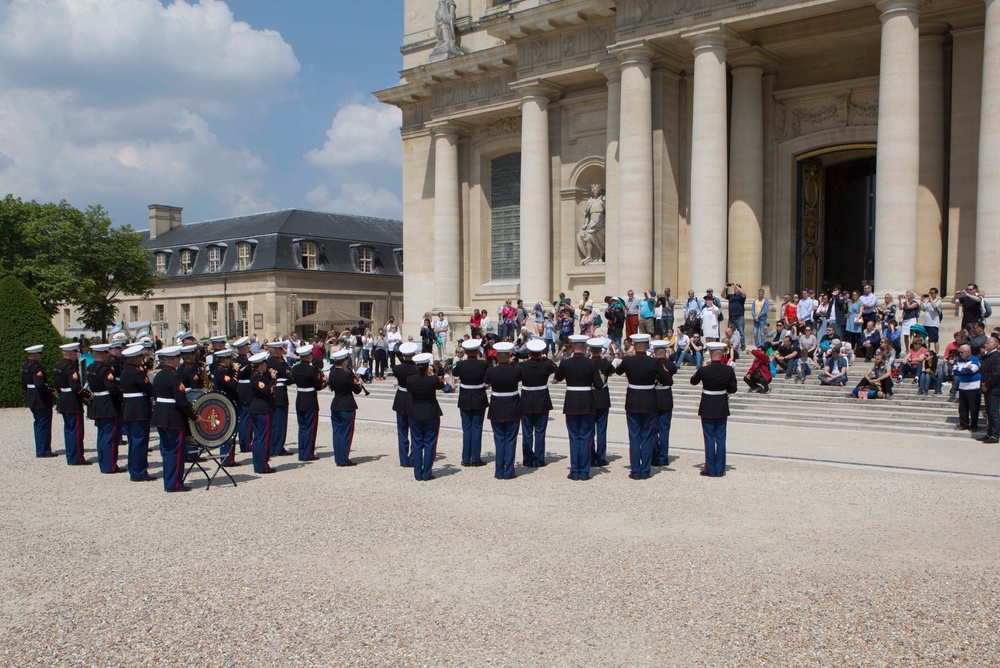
[977,0,1000,296]
[917,23,947,292]
[873,0,923,296]
[430,123,461,311]
[616,45,655,293]
[686,31,729,293]
[728,55,765,293]
[515,83,555,304]
[598,60,622,296]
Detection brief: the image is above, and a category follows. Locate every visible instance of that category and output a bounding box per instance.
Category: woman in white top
[700,301,721,341]
[479,313,493,336]
[386,324,402,365]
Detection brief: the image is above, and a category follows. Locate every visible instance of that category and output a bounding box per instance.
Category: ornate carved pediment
[476,117,522,139]
[517,20,616,77]
[773,79,880,141]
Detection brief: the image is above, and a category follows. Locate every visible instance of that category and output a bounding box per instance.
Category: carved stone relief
[517,20,615,77]
[431,69,517,115]
[476,117,522,139]
[617,0,741,27]
[774,85,879,141]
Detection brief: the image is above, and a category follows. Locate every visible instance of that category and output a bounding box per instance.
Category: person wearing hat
[614,334,674,479]
[650,339,679,467]
[177,344,206,463]
[151,346,201,491]
[691,341,738,478]
[265,341,292,457]
[120,344,157,482]
[231,337,254,454]
[108,339,127,447]
[22,345,56,458]
[209,349,241,466]
[452,338,489,467]
[86,344,125,474]
[391,341,420,467]
[292,344,326,462]
[207,335,228,371]
[54,343,89,465]
[407,353,444,481]
[555,334,603,481]
[485,342,523,479]
[327,349,362,467]
[247,351,276,474]
[587,338,615,467]
[519,338,557,467]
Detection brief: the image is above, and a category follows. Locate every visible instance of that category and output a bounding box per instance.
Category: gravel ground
[2,406,999,667]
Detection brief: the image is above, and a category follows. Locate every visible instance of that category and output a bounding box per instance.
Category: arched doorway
[796,144,877,293]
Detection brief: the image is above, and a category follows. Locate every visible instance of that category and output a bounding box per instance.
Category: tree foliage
[0,275,65,408]
[0,195,156,335]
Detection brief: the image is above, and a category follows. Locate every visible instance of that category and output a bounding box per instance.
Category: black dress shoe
[628,473,638,480]
[567,473,576,480]
[70,461,93,466]
[260,469,276,474]
[425,474,435,480]
[596,459,609,467]
[275,450,293,457]
[104,469,128,474]
[166,485,192,493]
[470,461,487,467]
[38,453,59,458]
[700,469,709,476]
[536,461,548,467]
[132,475,158,482]
[578,474,589,481]
[226,461,243,467]
[338,461,358,467]
[302,457,320,462]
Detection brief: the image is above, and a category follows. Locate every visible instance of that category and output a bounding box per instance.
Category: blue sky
[0,0,405,228]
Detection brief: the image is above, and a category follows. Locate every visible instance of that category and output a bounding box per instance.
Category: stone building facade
[54,205,404,342]
[376,0,999,336]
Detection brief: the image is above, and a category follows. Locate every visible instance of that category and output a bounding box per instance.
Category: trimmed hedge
[0,276,65,408]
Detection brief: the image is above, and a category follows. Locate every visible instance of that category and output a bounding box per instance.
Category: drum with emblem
[186,389,237,447]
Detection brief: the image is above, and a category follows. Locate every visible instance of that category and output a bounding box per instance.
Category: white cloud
[306,183,402,219]
[305,102,402,168]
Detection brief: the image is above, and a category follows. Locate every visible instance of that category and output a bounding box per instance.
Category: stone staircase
[356,357,967,440]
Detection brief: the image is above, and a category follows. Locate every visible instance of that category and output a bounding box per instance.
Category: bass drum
[186,389,237,448]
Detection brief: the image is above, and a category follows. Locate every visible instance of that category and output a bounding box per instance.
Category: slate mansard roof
[144,209,404,279]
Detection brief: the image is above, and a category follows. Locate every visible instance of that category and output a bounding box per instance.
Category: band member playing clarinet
[22,344,56,458]
[485,342,523,480]
[453,339,489,467]
[151,345,201,492]
[210,349,241,467]
[247,351,275,474]
[328,349,362,467]
[407,353,443,481]
[292,344,325,462]
[519,339,557,468]
[121,344,157,482]
[54,343,89,465]
[391,342,420,467]
[614,334,674,480]
[265,341,292,457]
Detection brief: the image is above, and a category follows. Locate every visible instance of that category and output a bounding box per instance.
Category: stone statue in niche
[430,0,463,62]
[576,184,606,265]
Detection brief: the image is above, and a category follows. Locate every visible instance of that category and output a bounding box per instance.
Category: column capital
[596,58,622,83]
[510,78,563,107]
[682,27,730,55]
[426,120,467,138]
[728,46,779,71]
[609,41,657,70]
[875,0,923,19]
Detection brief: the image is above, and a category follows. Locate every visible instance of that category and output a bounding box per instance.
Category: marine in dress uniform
[588,338,615,468]
[87,344,125,474]
[520,339,557,467]
[690,342,739,477]
[232,337,254,453]
[407,353,443,481]
[291,344,326,462]
[54,343,89,465]
[265,341,292,457]
[177,343,205,463]
[247,352,276,474]
[210,349,241,466]
[453,339,489,467]
[151,346,201,492]
[391,342,420,467]
[650,340,678,467]
[120,344,157,482]
[207,335,228,372]
[109,336,127,446]
[555,335,602,481]
[327,349,362,467]
[22,345,56,458]
[486,343,524,479]
[614,334,674,479]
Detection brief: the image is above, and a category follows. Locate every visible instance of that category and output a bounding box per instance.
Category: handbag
[594,314,603,327]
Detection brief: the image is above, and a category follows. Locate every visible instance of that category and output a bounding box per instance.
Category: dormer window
[358,247,374,273]
[155,252,167,275]
[238,242,252,270]
[207,246,222,273]
[301,241,318,270]
[393,248,403,273]
[180,249,194,276]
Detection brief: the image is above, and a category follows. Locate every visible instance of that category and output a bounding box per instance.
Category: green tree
[0,275,65,408]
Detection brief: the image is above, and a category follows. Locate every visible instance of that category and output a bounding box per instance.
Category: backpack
[983,299,993,319]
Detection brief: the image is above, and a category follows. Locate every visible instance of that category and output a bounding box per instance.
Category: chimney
[148,205,183,240]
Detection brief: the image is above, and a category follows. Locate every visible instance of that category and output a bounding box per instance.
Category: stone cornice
[482,0,616,43]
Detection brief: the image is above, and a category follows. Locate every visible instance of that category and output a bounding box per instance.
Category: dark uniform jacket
[453,358,490,411]
[21,360,53,409]
[54,360,84,413]
[391,361,417,414]
[108,355,124,383]
[176,362,203,391]
[486,363,524,422]
[555,354,601,415]
[327,367,362,412]
[592,357,615,412]
[249,372,275,415]
[151,367,198,428]
[520,357,557,413]
[980,349,1000,396]
[235,354,253,405]
[291,361,325,412]
[266,356,290,407]
[120,364,154,421]
[654,357,679,413]
[614,354,673,413]
[407,373,444,421]
[690,361,738,418]
[86,362,122,419]
[211,364,240,406]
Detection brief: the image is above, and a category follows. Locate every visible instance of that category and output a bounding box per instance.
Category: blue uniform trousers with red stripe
[62,411,85,464]
[459,408,485,465]
[652,411,673,466]
[237,403,252,453]
[95,416,121,473]
[701,417,727,477]
[410,418,439,481]
[124,420,151,480]
[297,410,319,460]
[157,427,186,490]
[250,414,271,474]
[520,411,548,466]
[590,408,609,465]
[565,414,595,480]
[396,412,411,466]
[625,412,655,478]
[31,407,53,457]
[491,420,519,479]
[330,410,356,466]
[269,406,288,456]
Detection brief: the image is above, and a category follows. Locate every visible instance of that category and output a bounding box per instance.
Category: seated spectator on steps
[679,331,705,367]
[773,336,799,378]
[744,346,772,394]
[818,347,849,386]
[663,328,677,358]
[671,328,689,364]
[819,323,837,348]
[853,352,894,399]
[725,325,741,362]
[794,325,818,382]
[879,337,897,370]
[918,350,939,396]
[860,320,881,362]
[899,339,929,380]
[883,319,902,355]
[768,320,790,348]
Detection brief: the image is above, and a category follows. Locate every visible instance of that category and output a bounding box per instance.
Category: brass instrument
[198,359,213,390]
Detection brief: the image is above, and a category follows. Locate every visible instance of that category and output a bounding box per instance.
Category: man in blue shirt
[638,290,657,335]
[818,347,849,386]
[725,283,747,351]
[859,283,879,328]
[954,344,982,432]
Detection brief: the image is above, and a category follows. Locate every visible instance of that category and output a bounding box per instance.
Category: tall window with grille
[490,152,521,280]
[155,252,167,275]
[180,303,191,332]
[207,247,222,273]
[359,302,373,321]
[238,242,252,270]
[358,247,374,273]
[301,241,317,270]
[180,250,194,276]
[300,300,317,339]
[208,302,219,336]
[237,301,249,336]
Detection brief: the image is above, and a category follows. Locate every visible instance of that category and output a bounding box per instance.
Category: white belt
[26,384,36,389]
[91,391,110,397]
[491,390,519,398]
[627,384,655,390]
[522,385,547,391]
[655,386,672,391]
[461,383,485,390]
[60,388,73,393]
[566,386,592,392]
[298,387,316,393]
[702,389,727,396]
[276,380,288,385]
[122,393,145,399]
[238,380,251,384]
[396,387,407,393]
[157,398,177,404]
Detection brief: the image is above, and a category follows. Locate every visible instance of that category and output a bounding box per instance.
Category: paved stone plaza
[2,400,999,667]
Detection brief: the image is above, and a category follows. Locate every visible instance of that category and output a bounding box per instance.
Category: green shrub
[0,275,65,408]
